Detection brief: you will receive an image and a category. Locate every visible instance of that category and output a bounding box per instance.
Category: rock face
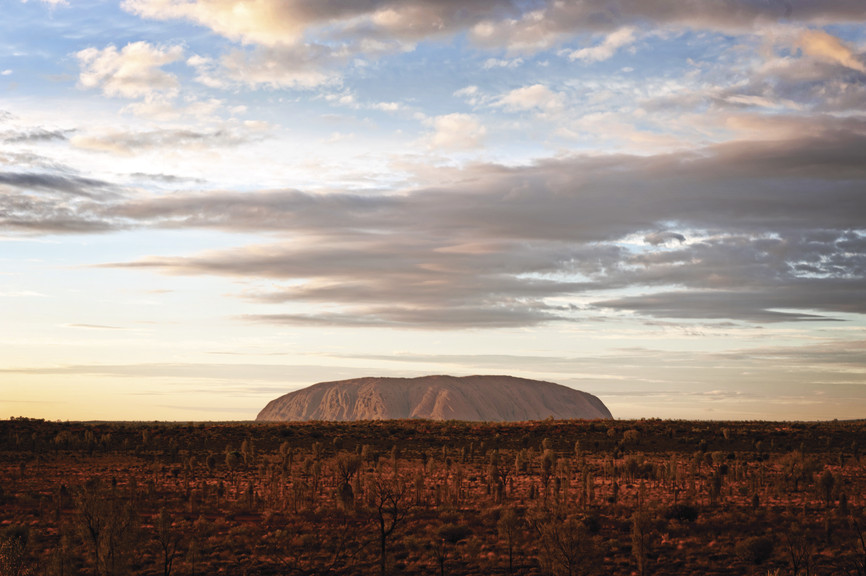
[256,375,612,422]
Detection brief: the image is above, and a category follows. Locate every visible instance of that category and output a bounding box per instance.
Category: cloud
[738,29,866,112]
[372,101,402,112]
[121,0,298,46]
[426,113,486,149]
[0,361,371,384]
[566,26,636,63]
[453,85,486,107]
[8,125,866,326]
[595,229,866,322]
[124,0,866,60]
[122,0,516,47]
[495,83,565,112]
[454,85,479,97]
[595,290,845,323]
[0,162,123,233]
[0,171,113,198]
[243,305,561,329]
[644,231,686,245]
[220,44,344,89]
[0,202,118,234]
[483,57,523,69]
[118,96,226,120]
[1,128,71,143]
[71,126,258,155]
[115,0,866,94]
[76,42,184,100]
[797,29,866,73]
[470,1,866,52]
[639,28,866,118]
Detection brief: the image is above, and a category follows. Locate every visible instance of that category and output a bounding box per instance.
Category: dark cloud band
[5,127,866,327]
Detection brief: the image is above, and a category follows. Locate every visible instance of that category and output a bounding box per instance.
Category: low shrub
[664,503,698,522]
[735,535,774,565]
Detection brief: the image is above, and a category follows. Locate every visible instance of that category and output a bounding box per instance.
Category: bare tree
[783,523,817,576]
[75,479,139,576]
[152,508,182,576]
[631,508,653,576]
[368,470,413,576]
[47,530,73,576]
[334,451,362,510]
[818,470,835,508]
[847,515,866,576]
[530,504,595,576]
[497,506,522,575]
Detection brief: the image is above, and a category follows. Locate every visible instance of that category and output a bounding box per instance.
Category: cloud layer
[124,0,866,47]
[5,124,864,328]
[117,0,866,89]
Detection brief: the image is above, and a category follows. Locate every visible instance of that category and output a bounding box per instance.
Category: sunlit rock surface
[256,375,612,421]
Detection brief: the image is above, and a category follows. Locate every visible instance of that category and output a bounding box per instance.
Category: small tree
[225,451,240,472]
[848,515,866,576]
[530,504,594,576]
[47,530,73,576]
[818,470,835,507]
[631,508,653,576]
[369,470,413,576]
[186,540,199,576]
[783,523,816,576]
[735,535,774,565]
[541,450,555,498]
[75,478,139,576]
[152,508,182,576]
[334,452,362,510]
[430,523,471,576]
[497,506,521,575]
[623,429,640,446]
[240,439,254,466]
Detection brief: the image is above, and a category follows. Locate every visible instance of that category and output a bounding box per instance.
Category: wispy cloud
[495,84,565,112]
[1,128,72,143]
[77,42,184,100]
[797,28,866,73]
[566,27,637,63]
[63,323,125,330]
[71,126,261,155]
[425,113,486,150]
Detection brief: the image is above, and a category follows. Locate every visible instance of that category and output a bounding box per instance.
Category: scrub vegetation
[2,417,865,575]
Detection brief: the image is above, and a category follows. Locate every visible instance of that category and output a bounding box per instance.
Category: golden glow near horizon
[2,0,865,420]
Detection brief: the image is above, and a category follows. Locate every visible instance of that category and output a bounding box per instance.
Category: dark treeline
[1,417,865,575]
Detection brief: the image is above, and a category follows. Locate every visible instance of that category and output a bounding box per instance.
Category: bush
[735,535,774,565]
[0,527,30,576]
[439,524,471,544]
[583,513,601,534]
[664,503,698,522]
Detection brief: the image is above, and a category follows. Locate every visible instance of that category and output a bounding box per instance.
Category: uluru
[256,375,612,422]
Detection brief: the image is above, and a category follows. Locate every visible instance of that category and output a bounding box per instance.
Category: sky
[2,0,865,422]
